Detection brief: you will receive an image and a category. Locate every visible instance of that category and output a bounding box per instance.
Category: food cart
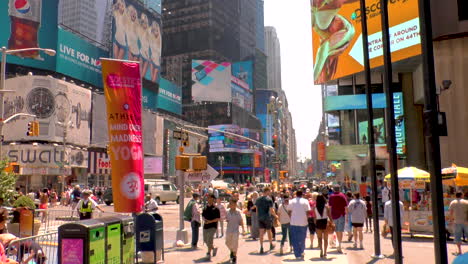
[386,166,468,237]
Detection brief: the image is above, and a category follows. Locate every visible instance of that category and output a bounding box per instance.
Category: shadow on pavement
[309,257,336,261]
[193,256,211,263]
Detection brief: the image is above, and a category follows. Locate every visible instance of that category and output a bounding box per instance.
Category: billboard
[57,27,109,87]
[358,117,385,144]
[0,0,58,70]
[192,60,232,103]
[231,61,253,112]
[157,77,182,115]
[142,86,158,111]
[311,0,421,84]
[208,124,260,153]
[111,0,162,83]
[3,76,91,146]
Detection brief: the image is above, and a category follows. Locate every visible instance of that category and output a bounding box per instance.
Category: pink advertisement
[61,239,83,264]
[102,59,145,212]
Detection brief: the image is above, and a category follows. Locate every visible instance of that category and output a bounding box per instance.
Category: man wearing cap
[328,185,348,253]
[76,191,104,220]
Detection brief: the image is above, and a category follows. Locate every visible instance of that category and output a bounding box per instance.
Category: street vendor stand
[386,166,468,237]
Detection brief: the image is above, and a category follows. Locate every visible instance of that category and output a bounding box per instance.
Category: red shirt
[329,192,348,219]
[308,200,316,218]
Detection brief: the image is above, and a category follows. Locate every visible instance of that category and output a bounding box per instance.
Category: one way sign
[184,165,219,182]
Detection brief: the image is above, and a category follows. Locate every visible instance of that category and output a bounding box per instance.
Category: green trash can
[98,217,122,264]
[58,219,106,264]
[110,215,135,264]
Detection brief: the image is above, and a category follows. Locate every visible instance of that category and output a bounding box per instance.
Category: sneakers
[280,246,284,255]
[270,243,275,251]
[353,242,357,248]
[232,256,237,263]
[360,243,364,249]
[212,247,218,257]
[206,253,211,260]
[337,246,343,253]
[259,247,264,254]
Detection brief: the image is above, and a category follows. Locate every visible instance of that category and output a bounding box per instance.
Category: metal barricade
[6,231,59,264]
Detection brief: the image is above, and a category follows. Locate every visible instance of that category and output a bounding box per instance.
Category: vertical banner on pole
[102,58,144,212]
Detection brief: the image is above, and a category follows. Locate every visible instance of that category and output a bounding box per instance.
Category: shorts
[316,219,328,230]
[203,227,217,248]
[454,224,468,243]
[352,223,364,228]
[225,232,239,252]
[307,217,316,235]
[259,219,272,230]
[39,204,48,210]
[333,215,346,232]
[246,216,252,226]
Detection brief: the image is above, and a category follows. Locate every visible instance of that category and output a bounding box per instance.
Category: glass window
[338,85,353,95]
[171,184,178,191]
[356,109,386,144]
[458,0,468,21]
[144,184,149,192]
[162,184,171,191]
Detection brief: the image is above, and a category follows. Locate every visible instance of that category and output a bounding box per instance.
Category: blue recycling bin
[135,213,164,263]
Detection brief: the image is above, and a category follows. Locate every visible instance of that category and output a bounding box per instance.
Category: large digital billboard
[192,60,232,103]
[208,124,260,153]
[157,77,182,115]
[111,0,162,83]
[311,0,421,84]
[0,0,59,70]
[231,61,254,112]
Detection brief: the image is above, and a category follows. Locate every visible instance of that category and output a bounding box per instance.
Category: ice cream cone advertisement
[102,58,144,213]
[311,0,421,84]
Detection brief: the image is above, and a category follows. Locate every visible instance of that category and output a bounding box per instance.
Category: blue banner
[157,78,181,115]
[142,86,158,111]
[56,27,109,87]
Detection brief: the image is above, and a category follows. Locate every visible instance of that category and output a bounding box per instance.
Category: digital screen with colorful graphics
[192,60,232,102]
[0,0,58,70]
[111,0,162,83]
[231,61,253,111]
[311,0,421,84]
[358,117,385,144]
[208,124,260,153]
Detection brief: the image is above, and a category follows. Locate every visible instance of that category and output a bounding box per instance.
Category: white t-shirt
[348,199,367,224]
[382,187,390,203]
[287,197,311,226]
[277,204,291,224]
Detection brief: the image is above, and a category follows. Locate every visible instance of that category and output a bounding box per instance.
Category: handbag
[326,221,336,234]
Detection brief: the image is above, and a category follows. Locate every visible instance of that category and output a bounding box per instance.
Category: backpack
[184,200,195,222]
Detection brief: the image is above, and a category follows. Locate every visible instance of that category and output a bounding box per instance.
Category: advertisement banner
[102,59,144,213]
[311,0,421,84]
[157,77,182,115]
[144,157,162,174]
[111,0,162,83]
[3,76,91,146]
[317,142,326,161]
[192,60,232,103]
[142,86,158,111]
[0,0,58,70]
[358,117,385,144]
[57,27,109,87]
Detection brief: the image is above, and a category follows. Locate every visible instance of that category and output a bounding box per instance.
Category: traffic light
[33,121,40,136]
[175,155,190,171]
[272,134,278,148]
[192,156,207,171]
[26,122,34,136]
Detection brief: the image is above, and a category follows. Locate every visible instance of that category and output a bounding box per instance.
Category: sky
[264,0,322,160]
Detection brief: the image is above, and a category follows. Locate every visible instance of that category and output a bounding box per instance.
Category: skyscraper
[265,26,282,92]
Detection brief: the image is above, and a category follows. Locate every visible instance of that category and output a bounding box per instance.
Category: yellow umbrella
[442,164,468,186]
[384,167,430,181]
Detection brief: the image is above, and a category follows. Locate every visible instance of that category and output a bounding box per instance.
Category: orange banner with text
[102,58,144,213]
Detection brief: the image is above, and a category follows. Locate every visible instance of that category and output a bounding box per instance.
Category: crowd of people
[184,184,393,262]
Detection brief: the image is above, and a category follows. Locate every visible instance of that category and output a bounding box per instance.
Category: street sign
[173,130,189,141]
[184,165,219,182]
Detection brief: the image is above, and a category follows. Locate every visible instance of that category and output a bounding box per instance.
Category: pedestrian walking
[328,185,348,253]
[255,187,276,254]
[39,189,49,223]
[315,194,333,259]
[202,194,220,260]
[76,191,104,220]
[344,191,354,242]
[365,196,373,232]
[383,195,404,256]
[308,192,318,248]
[287,190,311,260]
[225,198,245,263]
[216,197,227,238]
[449,192,468,256]
[250,192,260,240]
[348,192,367,249]
[185,193,201,249]
[245,195,253,234]
[277,194,292,255]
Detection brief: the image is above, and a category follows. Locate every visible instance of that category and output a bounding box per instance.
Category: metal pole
[379,0,403,262]
[63,125,67,194]
[176,139,188,243]
[0,47,7,159]
[359,0,382,258]
[418,0,448,262]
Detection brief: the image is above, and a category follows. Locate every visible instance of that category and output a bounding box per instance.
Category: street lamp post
[269,96,282,181]
[218,155,224,180]
[0,46,56,159]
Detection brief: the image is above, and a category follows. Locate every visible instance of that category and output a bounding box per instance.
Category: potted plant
[8,195,40,236]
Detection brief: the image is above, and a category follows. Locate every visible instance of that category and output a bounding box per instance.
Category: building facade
[264,26,282,92]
